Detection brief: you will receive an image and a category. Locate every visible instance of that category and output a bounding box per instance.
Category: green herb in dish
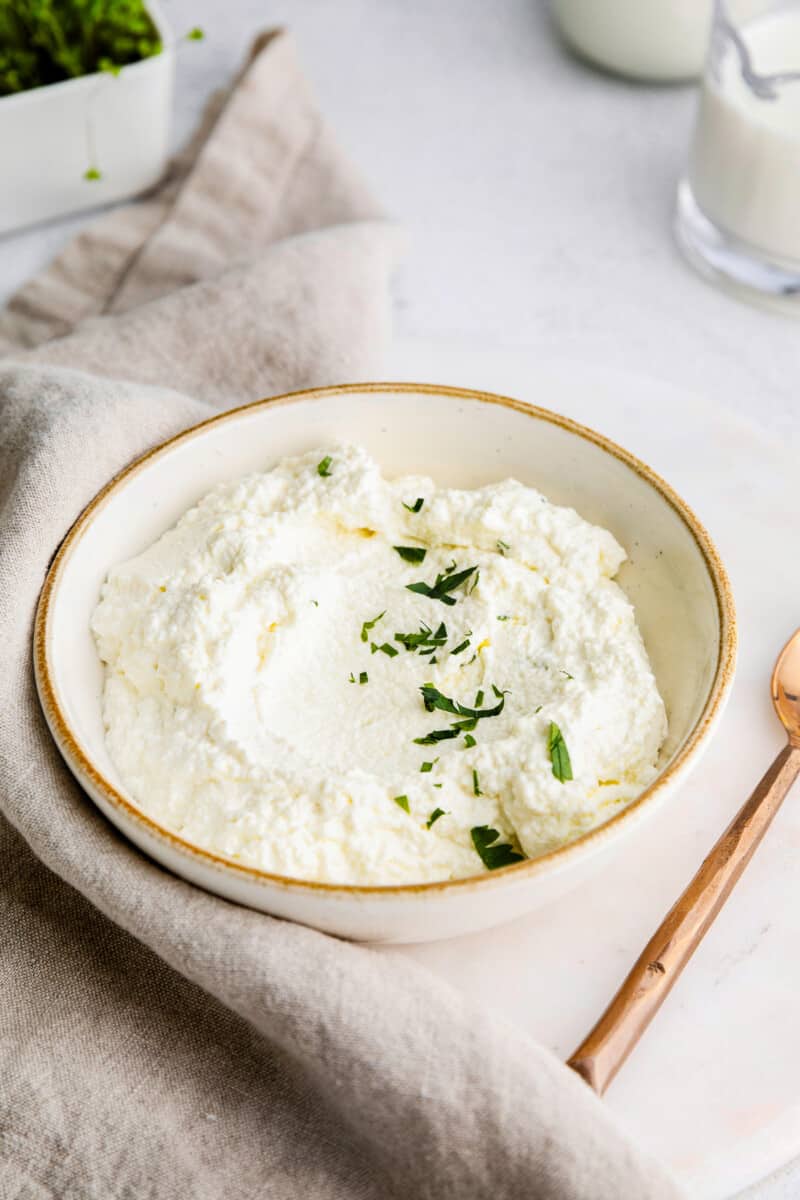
[394,546,427,564]
[360,611,385,642]
[548,722,573,782]
[470,825,524,870]
[406,564,477,606]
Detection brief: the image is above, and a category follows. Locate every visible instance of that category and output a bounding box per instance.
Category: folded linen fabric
[0,31,683,1200]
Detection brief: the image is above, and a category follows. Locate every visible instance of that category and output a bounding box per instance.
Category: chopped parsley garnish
[394,545,427,564]
[426,807,446,829]
[359,671,368,685]
[394,795,410,813]
[403,497,425,513]
[470,826,524,870]
[472,769,482,796]
[361,611,385,642]
[311,599,319,607]
[420,759,438,773]
[371,641,399,658]
[317,455,333,477]
[450,634,472,656]
[414,728,461,745]
[468,569,480,595]
[406,564,477,607]
[463,733,477,748]
[561,669,574,680]
[497,615,511,622]
[414,684,506,745]
[421,684,505,721]
[394,621,447,655]
[348,673,355,683]
[548,722,573,782]
[496,540,510,555]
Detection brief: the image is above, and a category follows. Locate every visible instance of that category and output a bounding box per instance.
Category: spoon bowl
[772,629,800,742]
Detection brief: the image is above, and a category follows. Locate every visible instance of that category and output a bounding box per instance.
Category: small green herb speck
[406,564,478,607]
[360,611,385,642]
[420,759,438,773]
[395,621,447,655]
[371,642,399,658]
[548,722,573,783]
[359,671,368,685]
[470,825,524,870]
[497,615,511,622]
[450,634,472,655]
[426,807,446,829]
[472,769,482,796]
[497,540,510,555]
[403,497,425,513]
[463,733,477,748]
[394,795,410,813]
[317,455,333,477]
[394,546,427,564]
[474,689,484,708]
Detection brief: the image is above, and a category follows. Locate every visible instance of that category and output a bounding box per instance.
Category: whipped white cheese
[92,444,667,885]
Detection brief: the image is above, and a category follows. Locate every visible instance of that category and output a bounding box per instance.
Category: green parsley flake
[361,611,386,642]
[414,685,505,746]
[317,455,333,477]
[497,615,511,622]
[426,807,446,828]
[472,769,482,796]
[406,564,477,607]
[403,497,425,513]
[548,722,573,782]
[394,546,427,564]
[359,671,368,685]
[463,733,477,748]
[420,759,438,773]
[470,826,524,870]
[497,540,510,555]
[474,689,484,708]
[395,622,447,654]
[394,795,410,814]
[450,634,472,655]
[371,641,399,658]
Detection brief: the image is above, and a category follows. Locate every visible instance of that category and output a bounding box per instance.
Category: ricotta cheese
[91,443,667,885]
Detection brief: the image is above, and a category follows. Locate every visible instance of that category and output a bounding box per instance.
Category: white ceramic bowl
[34,384,736,943]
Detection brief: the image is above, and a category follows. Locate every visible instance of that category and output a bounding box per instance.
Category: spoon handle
[568,742,800,1095]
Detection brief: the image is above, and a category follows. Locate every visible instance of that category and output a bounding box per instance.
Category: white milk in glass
[689,6,800,266]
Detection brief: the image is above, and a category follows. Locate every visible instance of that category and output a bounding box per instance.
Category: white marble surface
[3,2,800,1196]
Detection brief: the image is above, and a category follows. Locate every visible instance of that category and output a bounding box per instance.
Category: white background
[3,2,800,1196]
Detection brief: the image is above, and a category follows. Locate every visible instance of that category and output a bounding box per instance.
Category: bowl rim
[34,381,738,898]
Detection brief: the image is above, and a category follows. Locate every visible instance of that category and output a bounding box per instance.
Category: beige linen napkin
[0,31,683,1200]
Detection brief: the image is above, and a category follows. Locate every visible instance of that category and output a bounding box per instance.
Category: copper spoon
[568,629,800,1094]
